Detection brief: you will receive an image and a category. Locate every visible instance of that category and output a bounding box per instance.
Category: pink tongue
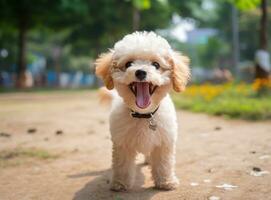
[136,82,151,109]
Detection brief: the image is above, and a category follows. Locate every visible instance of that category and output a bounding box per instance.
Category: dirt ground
[0,91,271,200]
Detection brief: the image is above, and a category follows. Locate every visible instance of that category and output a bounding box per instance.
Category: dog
[95,31,190,191]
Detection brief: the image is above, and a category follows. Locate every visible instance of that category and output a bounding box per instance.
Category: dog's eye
[125,61,133,68]
[152,62,160,69]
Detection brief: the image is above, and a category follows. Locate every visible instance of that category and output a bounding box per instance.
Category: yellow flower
[252,78,271,92]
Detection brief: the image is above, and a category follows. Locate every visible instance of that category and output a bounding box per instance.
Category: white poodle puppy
[95,31,190,191]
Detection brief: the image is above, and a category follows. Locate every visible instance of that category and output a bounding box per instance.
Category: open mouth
[129,82,158,109]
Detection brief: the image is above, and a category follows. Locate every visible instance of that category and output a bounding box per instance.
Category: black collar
[130,106,159,119]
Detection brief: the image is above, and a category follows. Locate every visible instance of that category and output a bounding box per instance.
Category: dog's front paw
[154,179,179,191]
[110,181,128,192]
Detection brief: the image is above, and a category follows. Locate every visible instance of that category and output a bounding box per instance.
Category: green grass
[172,84,271,120]
[0,148,59,168]
[173,95,271,120]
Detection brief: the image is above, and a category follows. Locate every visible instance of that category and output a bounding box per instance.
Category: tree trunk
[52,46,61,87]
[132,7,140,31]
[16,19,28,88]
[231,5,240,73]
[255,0,269,79]
[259,0,268,50]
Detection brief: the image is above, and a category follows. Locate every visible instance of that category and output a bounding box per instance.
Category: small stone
[190,182,199,186]
[259,155,270,160]
[250,151,256,154]
[209,196,220,200]
[208,168,215,173]
[27,128,37,134]
[250,170,270,177]
[55,130,63,135]
[252,167,261,172]
[0,132,11,137]
[214,126,221,131]
[216,183,238,190]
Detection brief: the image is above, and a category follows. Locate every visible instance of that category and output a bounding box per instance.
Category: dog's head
[95,31,190,113]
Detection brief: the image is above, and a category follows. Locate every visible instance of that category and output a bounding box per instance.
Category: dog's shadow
[70,164,161,200]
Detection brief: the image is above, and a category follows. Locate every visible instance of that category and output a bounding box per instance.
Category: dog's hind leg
[111,144,136,192]
[150,145,179,190]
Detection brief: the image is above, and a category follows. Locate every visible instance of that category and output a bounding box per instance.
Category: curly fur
[95,31,190,191]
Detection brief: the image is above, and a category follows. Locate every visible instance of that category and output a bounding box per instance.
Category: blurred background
[0,1,271,198]
[0,0,270,119]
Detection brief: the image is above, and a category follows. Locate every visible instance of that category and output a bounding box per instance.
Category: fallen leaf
[259,155,270,160]
[190,182,199,186]
[209,196,220,200]
[250,170,270,177]
[216,183,238,190]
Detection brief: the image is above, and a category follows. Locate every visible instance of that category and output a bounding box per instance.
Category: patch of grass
[172,83,271,120]
[0,148,59,168]
[115,197,124,200]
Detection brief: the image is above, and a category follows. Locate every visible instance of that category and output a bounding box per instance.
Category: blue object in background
[47,71,57,86]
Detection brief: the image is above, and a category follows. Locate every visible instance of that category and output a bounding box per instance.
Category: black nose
[135,70,147,81]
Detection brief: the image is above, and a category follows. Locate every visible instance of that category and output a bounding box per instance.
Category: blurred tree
[66,0,173,57]
[0,0,62,88]
[0,27,17,73]
[203,0,270,77]
[168,0,204,21]
[229,0,260,10]
[130,0,171,31]
[131,0,151,30]
[0,0,206,88]
[197,37,230,69]
[256,0,269,79]
[230,0,270,79]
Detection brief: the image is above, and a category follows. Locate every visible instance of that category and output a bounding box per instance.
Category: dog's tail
[98,87,115,106]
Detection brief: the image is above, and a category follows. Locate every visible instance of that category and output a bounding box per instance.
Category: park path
[0,91,270,200]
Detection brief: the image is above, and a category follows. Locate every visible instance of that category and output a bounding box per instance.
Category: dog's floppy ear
[170,51,190,92]
[95,52,114,90]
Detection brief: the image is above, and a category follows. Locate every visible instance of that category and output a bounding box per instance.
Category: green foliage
[0,28,17,72]
[140,0,172,30]
[165,34,231,69]
[239,9,262,60]
[0,0,61,28]
[1,0,190,76]
[2,0,265,77]
[132,0,151,10]
[168,0,202,18]
[197,36,230,68]
[204,0,271,65]
[229,0,260,11]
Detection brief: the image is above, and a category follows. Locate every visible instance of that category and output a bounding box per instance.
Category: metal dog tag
[148,115,157,131]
